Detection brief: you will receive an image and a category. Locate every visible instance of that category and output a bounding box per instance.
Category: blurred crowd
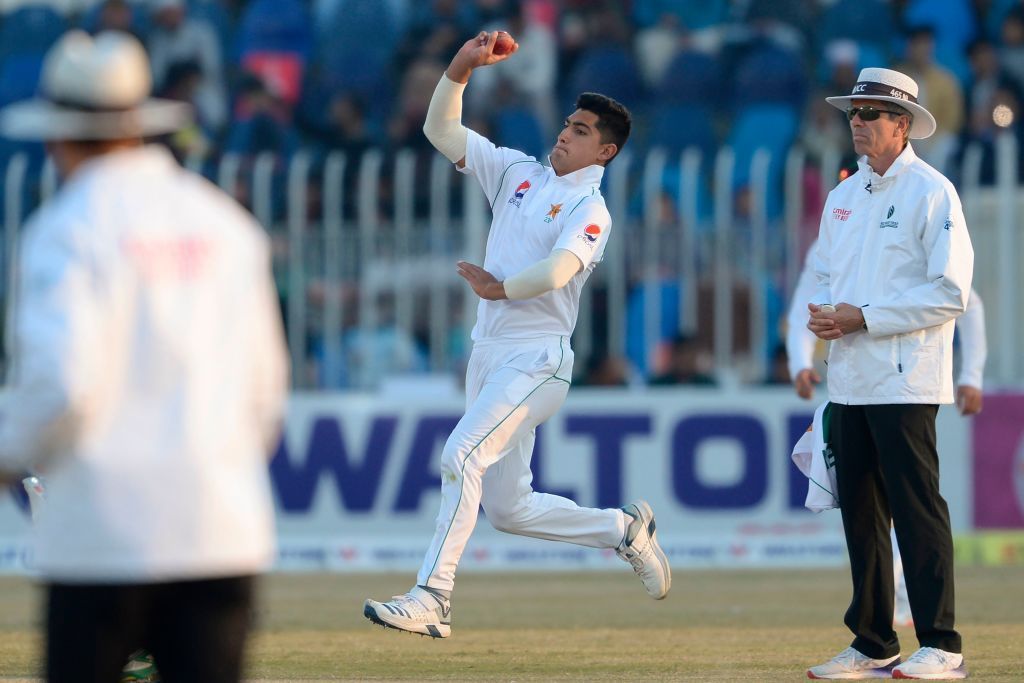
[0,0,1018,388]
[1,0,1022,172]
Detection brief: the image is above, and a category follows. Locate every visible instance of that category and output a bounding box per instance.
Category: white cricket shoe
[616,500,671,600]
[807,647,900,679]
[363,586,451,638]
[892,647,967,679]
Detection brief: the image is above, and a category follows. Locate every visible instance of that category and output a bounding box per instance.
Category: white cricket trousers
[417,335,626,591]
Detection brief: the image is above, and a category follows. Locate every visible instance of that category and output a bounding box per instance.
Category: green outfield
[1,566,1021,681]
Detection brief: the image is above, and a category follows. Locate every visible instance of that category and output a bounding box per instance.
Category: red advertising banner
[973,394,1024,528]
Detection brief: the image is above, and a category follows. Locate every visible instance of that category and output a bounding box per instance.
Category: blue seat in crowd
[189,0,235,62]
[649,103,717,160]
[732,41,806,111]
[728,104,799,217]
[565,46,644,111]
[235,0,312,60]
[818,0,894,56]
[0,53,46,107]
[317,0,399,66]
[0,5,67,61]
[903,0,977,50]
[494,107,546,160]
[632,0,729,30]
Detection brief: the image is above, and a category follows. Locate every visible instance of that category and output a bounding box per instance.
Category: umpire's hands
[807,303,865,340]
[793,368,821,400]
[956,385,983,416]
[457,261,508,301]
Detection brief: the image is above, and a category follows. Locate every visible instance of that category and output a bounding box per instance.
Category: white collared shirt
[811,144,974,404]
[459,129,612,341]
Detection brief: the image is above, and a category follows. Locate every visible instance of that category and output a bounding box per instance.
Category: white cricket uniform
[417,130,625,590]
[0,145,289,582]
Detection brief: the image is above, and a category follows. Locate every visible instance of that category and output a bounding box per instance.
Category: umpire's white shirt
[812,144,974,405]
[0,146,289,582]
[459,129,612,340]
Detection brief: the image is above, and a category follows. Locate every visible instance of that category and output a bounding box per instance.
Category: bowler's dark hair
[576,92,631,164]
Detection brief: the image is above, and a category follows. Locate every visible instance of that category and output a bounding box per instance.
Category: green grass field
[1,566,1021,681]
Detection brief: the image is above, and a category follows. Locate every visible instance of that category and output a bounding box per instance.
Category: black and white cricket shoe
[364,586,451,638]
[616,500,671,600]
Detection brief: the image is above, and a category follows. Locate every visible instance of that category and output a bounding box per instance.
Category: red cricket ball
[493,31,515,55]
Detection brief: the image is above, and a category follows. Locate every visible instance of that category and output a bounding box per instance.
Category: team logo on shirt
[508,180,531,207]
[544,203,562,223]
[576,223,602,248]
[880,204,898,229]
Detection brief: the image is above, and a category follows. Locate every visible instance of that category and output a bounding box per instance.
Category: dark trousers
[47,575,256,683]
[830,403,961,659]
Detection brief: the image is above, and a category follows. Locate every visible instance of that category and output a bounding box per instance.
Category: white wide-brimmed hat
[0,30,191,141]
[825,67,936,139]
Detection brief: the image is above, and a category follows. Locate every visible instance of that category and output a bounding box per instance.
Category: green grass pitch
[0,566,1021,681]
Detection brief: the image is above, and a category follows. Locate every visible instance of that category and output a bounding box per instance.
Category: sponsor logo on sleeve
[577,223,602,248]
[832,208,852,222]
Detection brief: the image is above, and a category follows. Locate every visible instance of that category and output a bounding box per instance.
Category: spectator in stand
[965,38,1020,133]
[235,0,312,109]
[999,8,1024,92]
[816,0,894,63]
[897,26,965,173]
[387,56,446,153]
[86,0,147,42]
[395,0,478,75]
[225,73,299,158]
[147,0,227,131]
[468,2,558,137]
[648,334,716,386]
[577,351,632,387]
[158,60,213,161]
[764,343,791,385]
[313,91,373,160]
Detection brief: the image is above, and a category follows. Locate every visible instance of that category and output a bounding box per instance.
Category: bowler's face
[550,109,615,176]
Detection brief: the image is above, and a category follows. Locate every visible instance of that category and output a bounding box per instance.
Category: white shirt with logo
[811,144,974,405]
[458,129,612,341]
[0,146,289,581]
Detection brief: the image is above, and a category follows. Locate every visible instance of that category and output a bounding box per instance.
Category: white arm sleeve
[955,287,986,389]
[423,74,469,164]
[503,249,583,300]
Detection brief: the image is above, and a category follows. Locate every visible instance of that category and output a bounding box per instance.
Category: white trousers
[417,336,626,590]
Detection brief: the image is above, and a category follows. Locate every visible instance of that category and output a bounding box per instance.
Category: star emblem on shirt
[544,203,563,222]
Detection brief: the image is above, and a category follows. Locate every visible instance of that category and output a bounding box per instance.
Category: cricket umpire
[805,68,974,680]
[0,31,288,682]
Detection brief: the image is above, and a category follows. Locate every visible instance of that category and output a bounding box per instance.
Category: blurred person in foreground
[0,31,289,683]
[363,30,670,639]
[804,67,973,680]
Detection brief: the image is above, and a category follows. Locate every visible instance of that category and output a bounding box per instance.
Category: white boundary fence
[2,137,1021,389]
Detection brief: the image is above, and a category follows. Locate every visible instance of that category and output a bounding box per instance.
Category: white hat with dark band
[825,67,936,139]
[0,30,191,141]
